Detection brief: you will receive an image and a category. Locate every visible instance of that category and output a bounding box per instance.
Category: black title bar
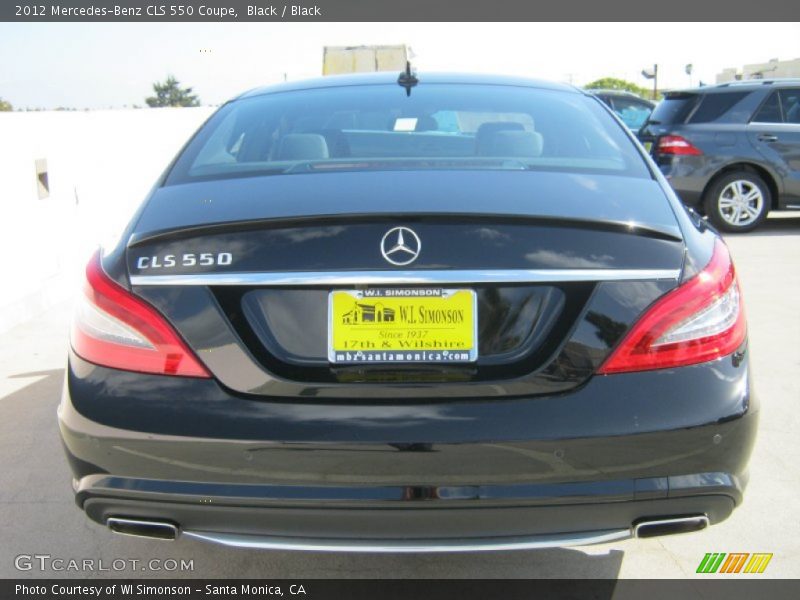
[6,579,800,600]
[2,0,797,22]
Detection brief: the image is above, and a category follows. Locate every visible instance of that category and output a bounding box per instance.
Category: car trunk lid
[126,170,684,398]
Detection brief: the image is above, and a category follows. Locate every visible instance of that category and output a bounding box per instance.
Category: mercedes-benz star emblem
[380,226,422,266]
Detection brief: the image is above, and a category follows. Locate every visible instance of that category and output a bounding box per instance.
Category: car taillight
[597,240,746,374]
[657,135,703,156]
[71,251,210,378]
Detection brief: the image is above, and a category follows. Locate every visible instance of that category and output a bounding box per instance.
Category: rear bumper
[66,451,746,550]
[59,352,758,550]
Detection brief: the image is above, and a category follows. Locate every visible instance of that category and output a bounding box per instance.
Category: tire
[703,171,770,233]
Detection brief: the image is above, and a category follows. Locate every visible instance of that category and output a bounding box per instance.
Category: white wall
[0,107,214,332]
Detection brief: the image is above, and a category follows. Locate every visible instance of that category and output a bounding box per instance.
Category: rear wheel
[704,171,770,233]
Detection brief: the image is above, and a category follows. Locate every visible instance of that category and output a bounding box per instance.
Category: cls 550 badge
[135,252,232,270]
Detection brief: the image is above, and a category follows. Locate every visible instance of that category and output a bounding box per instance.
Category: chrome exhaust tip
[107,517,178,541]
[633,515,709,539]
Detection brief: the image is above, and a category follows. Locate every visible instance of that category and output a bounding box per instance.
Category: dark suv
[638,79,800,232]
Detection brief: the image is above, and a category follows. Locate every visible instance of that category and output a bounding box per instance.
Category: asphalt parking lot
[1,214,799,580]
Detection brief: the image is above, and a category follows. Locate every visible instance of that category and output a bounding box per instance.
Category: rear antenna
[398,61,418,97]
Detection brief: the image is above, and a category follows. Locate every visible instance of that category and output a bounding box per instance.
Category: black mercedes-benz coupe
[58,72,757,552]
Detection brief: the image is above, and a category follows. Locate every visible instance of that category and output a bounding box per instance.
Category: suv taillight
[71,251,210,378]
[598,240,746,374]
[657,135,703,156]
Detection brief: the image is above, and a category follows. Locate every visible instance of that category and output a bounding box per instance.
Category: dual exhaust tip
[633,515,709,538]
[107,517,178,541]
[106,514,710,544]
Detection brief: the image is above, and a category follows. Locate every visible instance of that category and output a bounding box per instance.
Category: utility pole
[641,64,658,100]
[652,64,658,100]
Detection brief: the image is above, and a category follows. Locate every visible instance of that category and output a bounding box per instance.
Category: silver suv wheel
[717,180,765,227]
[704,171,770,233]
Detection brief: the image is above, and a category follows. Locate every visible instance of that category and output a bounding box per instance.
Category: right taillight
[657,134,703,156]
[71,251,210,378]
[598,240,746,374]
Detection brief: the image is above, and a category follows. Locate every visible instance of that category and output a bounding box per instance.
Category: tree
[145,75,200,107]
[0,97,12,111]
[584,77,660,100]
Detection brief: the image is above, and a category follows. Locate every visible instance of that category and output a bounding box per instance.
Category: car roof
[588,89,641,97]
[588,89,656,105]
[667,78,800,95]
[236,72,581,101]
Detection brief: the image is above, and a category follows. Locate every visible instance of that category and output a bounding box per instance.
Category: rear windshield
[649,94,699,125]
[166,83,649,185]
[610,97,653,131]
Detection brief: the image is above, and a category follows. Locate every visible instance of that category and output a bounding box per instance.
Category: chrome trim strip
[748,122,800,130]
[632,515,709,538]
[182,528,632,553]
[131,268,680,287]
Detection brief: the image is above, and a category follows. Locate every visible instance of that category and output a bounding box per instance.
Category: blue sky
[1,22,798,109]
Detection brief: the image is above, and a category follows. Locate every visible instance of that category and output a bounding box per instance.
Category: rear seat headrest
[276,134,330,161]
[477,130,544,158]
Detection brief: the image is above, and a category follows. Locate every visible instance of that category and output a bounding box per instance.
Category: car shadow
[8,368,67,381]
[185,544,627,580]
[724,213,800,237]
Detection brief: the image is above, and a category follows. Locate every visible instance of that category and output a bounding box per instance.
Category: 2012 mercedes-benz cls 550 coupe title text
[58,72,757,552]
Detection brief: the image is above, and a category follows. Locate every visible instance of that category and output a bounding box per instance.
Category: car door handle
[757,134,779,142]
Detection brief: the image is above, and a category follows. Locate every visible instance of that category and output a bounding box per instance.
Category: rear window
[609,96,653,131]
[754,89,800,124]
[783,89,800,124]
[166,83,649,185]
[649,94,699,125]
[752,91,782,123]
[688,92,750,123]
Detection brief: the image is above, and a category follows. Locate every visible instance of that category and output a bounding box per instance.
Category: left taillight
[597,239,746,375]
[657,134,703,156]
[71,251,211,378]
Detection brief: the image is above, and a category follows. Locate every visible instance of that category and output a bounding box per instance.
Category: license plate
[644,141,653,153]
[328,288,477,364]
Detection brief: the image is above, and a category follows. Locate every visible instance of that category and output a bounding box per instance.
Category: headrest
[477,130,544,158]
[276,134,330,161]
